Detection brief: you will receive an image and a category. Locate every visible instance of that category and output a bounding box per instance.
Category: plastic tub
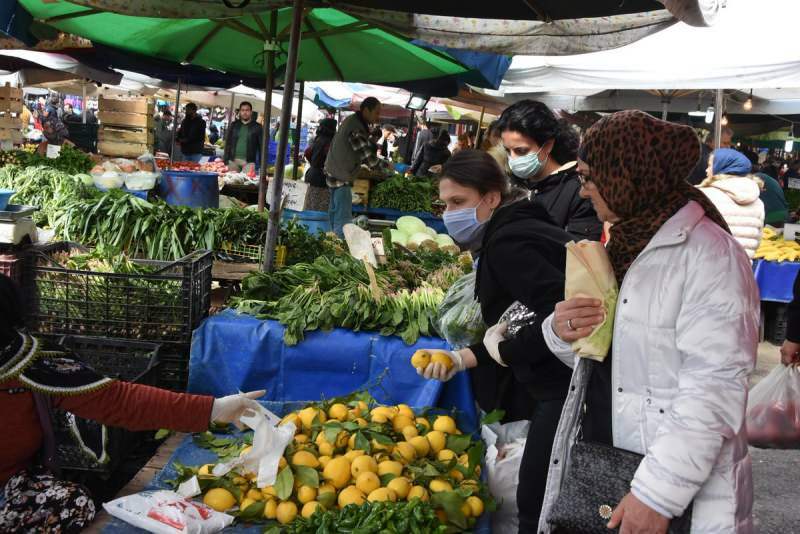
[0,189,16,211]
[282,209,331,234]
[158,170,219,208]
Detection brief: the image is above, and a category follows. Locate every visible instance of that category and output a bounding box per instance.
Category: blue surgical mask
[509,147,547,180]
[443,199,488,250]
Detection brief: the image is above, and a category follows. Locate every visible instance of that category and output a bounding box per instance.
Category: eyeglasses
[577,174,591,187]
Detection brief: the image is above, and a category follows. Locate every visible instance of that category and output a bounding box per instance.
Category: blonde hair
[699,173,764,190]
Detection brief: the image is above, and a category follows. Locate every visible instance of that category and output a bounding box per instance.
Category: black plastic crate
[765,302,789,345]
[156,345,191,391]
[24,242,212,345]
[48,337,162,474]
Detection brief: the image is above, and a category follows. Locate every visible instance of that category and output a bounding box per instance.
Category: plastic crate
[765,302,789,345]
[48,337,161,474]
[24,242,212,345]
[215,242,286,268]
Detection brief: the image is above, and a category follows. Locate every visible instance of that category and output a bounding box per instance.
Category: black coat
[468,199,574,421]
[223,120,263,163]
[410,142,450,177]
[788,272,800,343]
[513,166,602,242]
[177,115,206,155]
[304,132,334,188]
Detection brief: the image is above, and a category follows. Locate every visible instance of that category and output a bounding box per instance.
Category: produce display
[157,159,230,174]
[369,174,437,214]
[168,396,493,532]
[391,215,457,253]
[0,165,91,226]
[754,227,800,262]
[0,145,93,175]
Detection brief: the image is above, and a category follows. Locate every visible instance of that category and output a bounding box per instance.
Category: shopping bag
[746,365,800,449]
[436,272,486,349]
[482,419,530,533]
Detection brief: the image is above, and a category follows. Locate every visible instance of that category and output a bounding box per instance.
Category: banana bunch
[755,228,800,262]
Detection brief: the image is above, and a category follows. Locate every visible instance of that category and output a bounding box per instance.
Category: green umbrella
[19,1,467,83]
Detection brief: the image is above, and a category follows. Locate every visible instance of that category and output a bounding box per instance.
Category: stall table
[753,259,800,303]
[353,205,445,234]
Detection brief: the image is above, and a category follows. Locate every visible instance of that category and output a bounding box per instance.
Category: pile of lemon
[196,400,488,529]
[755,227,800,262]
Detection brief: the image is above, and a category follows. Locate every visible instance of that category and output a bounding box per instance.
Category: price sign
[267,178,308,211]
[788,178,800,190]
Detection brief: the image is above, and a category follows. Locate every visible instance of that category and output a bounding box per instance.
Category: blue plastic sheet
[351,206,446,234]
[753,259,800,303]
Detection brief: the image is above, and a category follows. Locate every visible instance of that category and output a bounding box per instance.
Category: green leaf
[480,409,506,426]
[274,466,295,501]
[431,491,467,529]
[237,500,265,522]
[324,423,343,444]
[355,432,371,453]
[467,442,485,474]
[445,434,472,455]
[294,465,320,488]
[379,473,398,486]
[264,526,281,534]
[341,421,360,432]
[317,490,336,509]
[369,431,394,446]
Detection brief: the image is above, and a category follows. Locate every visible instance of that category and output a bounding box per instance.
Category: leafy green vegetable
[370,174,437,213]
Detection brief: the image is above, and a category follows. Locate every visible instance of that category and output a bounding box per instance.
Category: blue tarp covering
[312,86,352,110]
[352,206,446,234]
[753,259,800,303]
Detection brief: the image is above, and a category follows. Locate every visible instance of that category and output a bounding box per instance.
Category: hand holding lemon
[410,349,475,381]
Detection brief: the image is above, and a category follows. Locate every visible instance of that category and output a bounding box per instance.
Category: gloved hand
[417,350,465,382]
[210,390,266,429]
[483,322,509,367]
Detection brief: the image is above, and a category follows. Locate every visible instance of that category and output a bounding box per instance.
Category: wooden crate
[98,140,152,158]
[98,96,153,115]
[97,111,154,128]
[99,125,154,145]
[353,178,370,206]
[0,84,22,114]
[97,97,155,157]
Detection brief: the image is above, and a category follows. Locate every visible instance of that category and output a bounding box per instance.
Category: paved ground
[751,342,799,534]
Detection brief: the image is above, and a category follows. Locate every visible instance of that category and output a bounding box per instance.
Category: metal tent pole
[292,80,304,180]
[661,98,670,121]
[258,10,278,213]
[714,88,724,149]
[170,77,182,163]
[474,105,486,147]
[81,83,87,124]
[263,0,304,272]
[226,91,235,138]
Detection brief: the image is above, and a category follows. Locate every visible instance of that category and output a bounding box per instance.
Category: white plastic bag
[746,365,800,449]
[126,171,159,191]
[482,419,530,533]
[436,272,486,349]
[103,490,234,534]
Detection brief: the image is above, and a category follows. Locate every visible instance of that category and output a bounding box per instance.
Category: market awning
[0,49,121,86]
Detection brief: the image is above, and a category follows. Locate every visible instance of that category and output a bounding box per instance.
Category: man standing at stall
[324,97,391,236]
[223,101,263,172]
[176,103,206,162]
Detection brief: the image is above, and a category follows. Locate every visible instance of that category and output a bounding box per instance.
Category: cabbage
[390,229,408,247]
[435,234,460,253]
[396,216,426,237]
[407,232,437,251]
[75,174,94,187]
[423,226,437,237]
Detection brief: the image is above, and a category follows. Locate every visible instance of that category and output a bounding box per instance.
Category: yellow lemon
[357,401,369,414]
[401,425,419,440]
[392,415,415,433]
[387,477,411,500]
[301,501,322,519]
[408,485,429,502]
[396,404,415,419]
[367,487,396,503]
[239,445,253,457]
[429,479,453,493]
[433,416,457,434]
[337,485,365,508]
[409,436,431,457]
[371,412,389,424]
[458,454,469,467]
[344,449,366,461]
[372,439,394,453]
[280,413,301,432]
[318,441,334,457]
[460,479,479,493]
[328,403,349,421]
[354,417,368,428]
[318,483,336,496]
[450,469,464,483]
[246,489,263,502]
[279,457,287,469]
[461,502,473,518]
[416,417,431,431]
[393,442,417,464]
[410,350,431,370]
[276,501,298,525]
[466,496,485,517]
[239,498,256,511]
[323,456,352,489]
[298,407,323,431]
[335,431,350,449]
[292,450,320,468]
[426,430,447,455]
[437,449,456,462]
[370,406,397,422]
[263,499,277,519]
[430,351,454,370]
[355,471,381,495]
[261,486,277,499]
[318,455,332,468]
[198,464,215,476]
[296,485,317,504]
[203,488,236,512]
[377,461,403,478]
[351,455,378,477]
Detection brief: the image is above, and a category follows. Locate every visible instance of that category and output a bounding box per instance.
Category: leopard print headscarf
[580,110,730,283]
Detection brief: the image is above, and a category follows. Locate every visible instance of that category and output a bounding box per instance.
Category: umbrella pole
[170,77,182,163]
[661,99,670,121]
[258,10,278,213]
[713,88,723,149]
[475,106,486,148]
[292,80,304,180]
[263,0,304,272]
[226,91,235,138]
[82,83,87,124]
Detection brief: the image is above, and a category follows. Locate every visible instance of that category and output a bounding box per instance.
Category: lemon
[466,496,485,517]
[276,501,298,525]
[280,413,301,432]
[198,464,215,476]
[355,471,381,494]
[396,404,415,419]
[279,457,288,469]
[458,454,469,467]
[401,425,419,440]
[433,415,457,434]
[408,485,429,502]
[377,460,403,478]
[429,479,453,493]
[244,471,257,481]
[351,455,378,477]
[430,351,454,370]
[203,488,236,512]
[232,476,248,486]
[292,450,320,468]
[450,469,464,482]
[393,442,416,464]
[437,449,456,462]
[239,445,253,457]
[372,439,394,453]
[297,485,317,504]
[460,479,479,493]
[354,417,368,428]
[344,449,366,461]
[387,477,411,500]
[318,441,334,457]
[328,403,349,421]
[263,499,277,519]
[409,436,431,457]
[410,349,431,370]
[323,456,352,489]
[239,497,256,511]
[370,406,397,422]
[298,407,325,431]
[371,412,389,424]
[246,489,263,502]
[261,486,277,499]
[318,455,332,468]
[318,483,336,495]
[392,415,415,433]
[301,501,322,519]
[357,400,369,414]
[367,487,396,503]
[461,502,473,518]
[426,430,447,454]
[338,485,366,508]
[416,417,431,431]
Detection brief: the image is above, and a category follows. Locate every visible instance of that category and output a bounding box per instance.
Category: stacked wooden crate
[0,84,24,145]
[97,96,154,157]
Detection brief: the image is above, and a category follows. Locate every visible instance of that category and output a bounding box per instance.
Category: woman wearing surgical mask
[420,149,574,532]
[497,100,602,241]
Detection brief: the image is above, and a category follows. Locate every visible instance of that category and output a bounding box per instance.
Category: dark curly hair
[495,100,579,165]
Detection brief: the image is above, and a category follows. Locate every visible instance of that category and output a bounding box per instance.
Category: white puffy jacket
[538,201,760,533]
[699,176,764,258]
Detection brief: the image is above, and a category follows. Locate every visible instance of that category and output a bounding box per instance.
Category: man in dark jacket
[223,102,263,171]
[782,272,800,366]
[176,103,206,162]
[409,128,451,177]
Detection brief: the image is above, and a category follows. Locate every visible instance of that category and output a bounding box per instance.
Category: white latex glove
[417,350,465,382]
[483,322,508,367]
[211,390,266,429]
